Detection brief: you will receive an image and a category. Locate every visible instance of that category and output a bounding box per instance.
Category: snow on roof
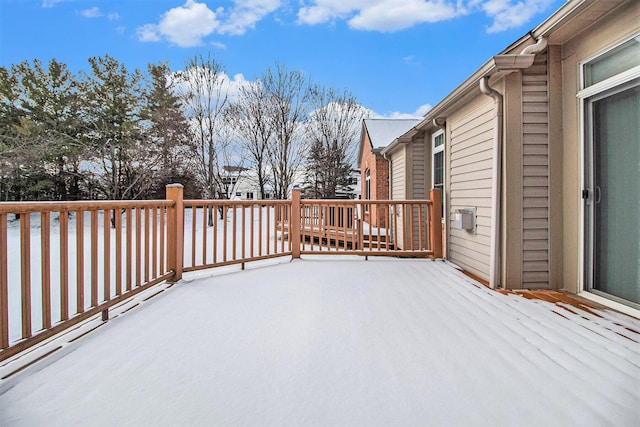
[1,258,639,425]
[364,118,421,149]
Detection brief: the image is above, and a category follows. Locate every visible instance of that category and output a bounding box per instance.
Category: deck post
[429,189,443,259]
[291,189,301,259]
[166,184,184,282]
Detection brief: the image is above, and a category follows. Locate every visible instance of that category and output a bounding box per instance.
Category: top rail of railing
[0,200,174,214]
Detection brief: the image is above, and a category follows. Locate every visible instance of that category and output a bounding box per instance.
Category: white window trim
[432,129,445,223]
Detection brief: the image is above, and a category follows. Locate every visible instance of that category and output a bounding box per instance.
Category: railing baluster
[393,203,399,252]
[419,203,424,251]
[202,204,207,266]
[223,204,228,262]
[213,204,218,264]
[60,211,69,321]
[233,204,237,260]
[91,210,98,307]
[41,212,51,330]
[191,205,196,267]
[272,203,277,255]
[266,203,271,256]
[258,205,262,257]
[241,205,246,268]
[280,205,285,253]
[145,207,150,283]
[250,204,254,259]
[152,206,157,278]
[135,208,142,287]
[20,213,32,338]
[409,203,415,250]
[126,208,132,292]
[159,206,165,273]
[103,209,111,304]
[115,209,122,296]
[76,210,84,314]
[0,213,8,348]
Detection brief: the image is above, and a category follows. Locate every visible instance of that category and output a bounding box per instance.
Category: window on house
[583,36,640,87]
[364,168,371,213]
[236,192,241,197]
[432,130,445,216]
[247,192,254,199]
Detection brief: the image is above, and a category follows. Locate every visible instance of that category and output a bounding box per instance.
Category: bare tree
[177,54,237,223]
[305,85,369,198]
[226,81,273,199]
[261,64,310,199]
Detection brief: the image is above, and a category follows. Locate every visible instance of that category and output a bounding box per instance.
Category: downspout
[480,76,503,289]
[520,36,547,55]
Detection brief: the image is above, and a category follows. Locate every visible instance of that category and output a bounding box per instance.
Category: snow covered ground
[0,258,639,426]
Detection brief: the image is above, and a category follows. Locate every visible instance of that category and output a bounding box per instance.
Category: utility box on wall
[452,208,476,233]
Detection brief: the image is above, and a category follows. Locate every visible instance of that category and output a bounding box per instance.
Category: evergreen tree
[13,59,85,200]
[143,62,196,198]
[80,55,152,200]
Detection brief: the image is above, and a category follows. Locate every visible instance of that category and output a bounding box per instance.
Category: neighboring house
[382,0,640,313]
[232,174,275,200]
[358,118,421,227]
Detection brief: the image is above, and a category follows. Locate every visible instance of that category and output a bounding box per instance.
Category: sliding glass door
[585,83,640,306]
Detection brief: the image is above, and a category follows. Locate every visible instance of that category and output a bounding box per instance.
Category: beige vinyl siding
[411,138,426,199]
[522,52,550,289]
[448,96,494,280]
[410,138,427,249]
[391,149,406,248]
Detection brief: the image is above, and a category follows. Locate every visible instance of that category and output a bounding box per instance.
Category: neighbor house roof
[358,118,421,164]
[364,119,422,149]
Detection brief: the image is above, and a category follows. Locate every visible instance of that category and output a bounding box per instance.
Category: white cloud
[483,0,553,33]
[137,0,281,46]
[108,13,120,21]
[375,103,432,119]
[211,41,228,50]
[218,0,281,35]
[349,0,457,32]
[80,7,102,18]
[296,0,554,33]
[136,24,160,42]
[42,0,64,8]
[155,0,219,47]
[297,0,458,30]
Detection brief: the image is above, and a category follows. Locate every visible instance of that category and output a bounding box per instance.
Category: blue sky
[1,0,565,117]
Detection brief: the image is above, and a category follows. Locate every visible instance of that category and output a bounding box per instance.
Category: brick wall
[360,141,389,227]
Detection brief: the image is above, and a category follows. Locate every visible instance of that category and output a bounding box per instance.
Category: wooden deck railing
[0,185,441,362]
[0,198,175,362]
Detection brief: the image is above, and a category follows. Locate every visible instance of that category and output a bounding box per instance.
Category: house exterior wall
[447,95,495,281]
[556,0,640,294]
[360,136,390,227]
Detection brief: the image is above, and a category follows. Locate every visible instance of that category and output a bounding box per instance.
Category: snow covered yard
[0,258,639,426]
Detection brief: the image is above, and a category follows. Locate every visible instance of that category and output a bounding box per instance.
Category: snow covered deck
[1,258,639,426]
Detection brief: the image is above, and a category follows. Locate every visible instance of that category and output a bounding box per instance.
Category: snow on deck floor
[0,258,639,426]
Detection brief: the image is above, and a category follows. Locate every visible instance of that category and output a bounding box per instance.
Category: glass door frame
[582,79,640,308]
